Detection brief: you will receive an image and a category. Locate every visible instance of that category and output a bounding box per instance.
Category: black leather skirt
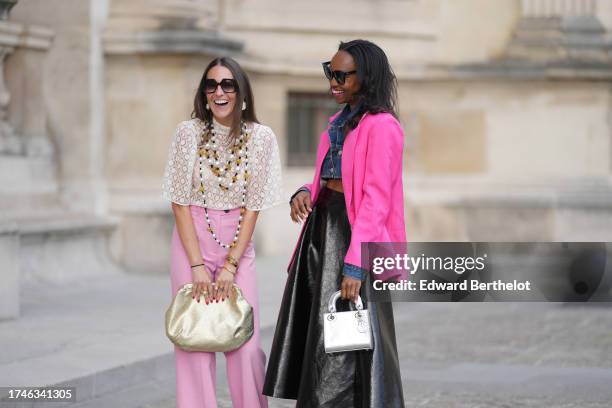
[263,186,405,408]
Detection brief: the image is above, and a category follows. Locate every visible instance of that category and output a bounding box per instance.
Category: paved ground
[1,255,611,407]
[153,303,612,408]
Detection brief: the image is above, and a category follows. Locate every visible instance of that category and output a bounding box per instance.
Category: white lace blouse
[161,118,283,211]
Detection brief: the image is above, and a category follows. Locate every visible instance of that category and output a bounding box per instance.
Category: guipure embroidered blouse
[162,118,283,211]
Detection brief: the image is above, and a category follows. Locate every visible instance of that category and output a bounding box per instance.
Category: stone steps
[16,212,122,285]
[0,210,123,320]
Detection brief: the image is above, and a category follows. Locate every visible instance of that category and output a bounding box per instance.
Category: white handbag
[323,291,373,353]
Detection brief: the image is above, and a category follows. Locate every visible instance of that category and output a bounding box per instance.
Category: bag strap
[327,290,363,313]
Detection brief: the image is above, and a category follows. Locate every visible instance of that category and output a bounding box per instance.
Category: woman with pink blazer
[263,40,405,407]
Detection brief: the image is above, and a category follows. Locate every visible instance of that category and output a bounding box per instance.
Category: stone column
[0,0,21,154]
[0,0,20,321]
[0,0,55,212]
[9,0,101,212]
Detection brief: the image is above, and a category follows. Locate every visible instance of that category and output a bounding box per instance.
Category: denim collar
[331,103,361,127]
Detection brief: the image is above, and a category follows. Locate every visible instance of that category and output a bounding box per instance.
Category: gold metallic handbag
[165,283,254,352]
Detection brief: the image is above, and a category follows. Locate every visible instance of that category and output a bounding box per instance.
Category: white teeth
[214,100,229,105]
[332,90,344,95]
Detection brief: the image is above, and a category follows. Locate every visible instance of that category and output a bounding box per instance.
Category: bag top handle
[327,290,364,313]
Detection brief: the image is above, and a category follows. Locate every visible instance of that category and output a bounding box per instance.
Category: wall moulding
[102,30,243,56]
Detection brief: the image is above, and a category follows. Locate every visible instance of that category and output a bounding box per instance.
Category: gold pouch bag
[165,283,254,352]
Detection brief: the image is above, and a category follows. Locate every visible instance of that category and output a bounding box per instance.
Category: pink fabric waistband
[189,205,241,216]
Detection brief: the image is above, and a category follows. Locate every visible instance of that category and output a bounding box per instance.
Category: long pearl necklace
[197,120,250,249]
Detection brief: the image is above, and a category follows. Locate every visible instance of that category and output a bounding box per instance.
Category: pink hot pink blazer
[288,111,406,276]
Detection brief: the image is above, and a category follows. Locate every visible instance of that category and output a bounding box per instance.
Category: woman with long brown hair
[162,56,282,408]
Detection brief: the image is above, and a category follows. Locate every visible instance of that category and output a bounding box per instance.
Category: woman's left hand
[341,276,361,303]
[215,266,235,301]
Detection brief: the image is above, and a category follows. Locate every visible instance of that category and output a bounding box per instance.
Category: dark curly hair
[338,39,398,129]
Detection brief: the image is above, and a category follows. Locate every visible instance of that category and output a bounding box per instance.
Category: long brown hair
[192,57,259,137]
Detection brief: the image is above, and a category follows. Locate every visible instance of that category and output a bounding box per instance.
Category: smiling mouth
[331,89,344,96]
[214,100,229,106]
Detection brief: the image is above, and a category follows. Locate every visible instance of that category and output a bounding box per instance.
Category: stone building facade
[1,0,611,319]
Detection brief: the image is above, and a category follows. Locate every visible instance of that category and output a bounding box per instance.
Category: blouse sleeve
[161,121,198,206]
[245,125,283,211]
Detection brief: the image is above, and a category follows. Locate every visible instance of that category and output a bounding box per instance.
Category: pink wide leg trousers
[169,205,268,408]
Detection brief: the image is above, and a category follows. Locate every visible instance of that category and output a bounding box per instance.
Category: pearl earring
[242,101,247,111]
[206,103,210,110]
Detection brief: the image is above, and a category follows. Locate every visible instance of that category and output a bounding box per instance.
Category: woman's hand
[215,265,235,301]
[290,191,312,223]
[192,265,214,304]
[341,276,362,303]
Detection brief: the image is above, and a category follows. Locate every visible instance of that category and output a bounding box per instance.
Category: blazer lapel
[341,112,368,219]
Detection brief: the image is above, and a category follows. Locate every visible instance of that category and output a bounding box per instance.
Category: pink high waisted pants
[169,205,268,408]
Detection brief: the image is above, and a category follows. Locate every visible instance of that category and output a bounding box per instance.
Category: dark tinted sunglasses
[322,61,356,85]
[204,78,238,94]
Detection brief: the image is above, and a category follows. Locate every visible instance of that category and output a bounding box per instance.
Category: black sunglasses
[204,78,238,94]
[322,61,356,85]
